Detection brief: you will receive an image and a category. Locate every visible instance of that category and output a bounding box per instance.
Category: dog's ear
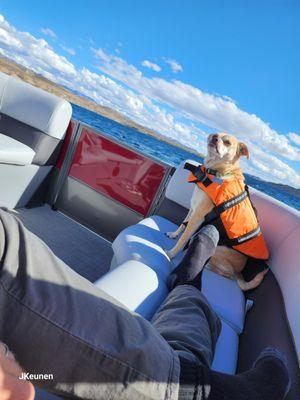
[238,142,250,159]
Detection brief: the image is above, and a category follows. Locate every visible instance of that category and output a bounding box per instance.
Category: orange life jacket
[185,163,269,260]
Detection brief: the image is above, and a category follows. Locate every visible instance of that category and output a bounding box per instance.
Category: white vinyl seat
[95,260,169,320]
[107,212,249,374]
[113,215,246,331]
[0,133,35,165]
[94,256,240,375]
[112,215,183,281]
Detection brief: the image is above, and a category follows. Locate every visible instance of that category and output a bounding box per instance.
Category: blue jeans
[0,209,221,400]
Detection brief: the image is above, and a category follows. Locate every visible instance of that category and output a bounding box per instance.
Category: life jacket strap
[205,189,248,223]
[184,162,213,187]
[223,226,261,246]
[203,186,262,247]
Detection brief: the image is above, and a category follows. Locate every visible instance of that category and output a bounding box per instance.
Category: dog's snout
[211,135,219,145]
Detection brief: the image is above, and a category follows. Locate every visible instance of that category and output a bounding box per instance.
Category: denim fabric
[0,209,220,400]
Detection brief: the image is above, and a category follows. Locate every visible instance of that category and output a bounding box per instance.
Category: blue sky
[0,0,300,187]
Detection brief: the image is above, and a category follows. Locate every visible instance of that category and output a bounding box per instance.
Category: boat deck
[11,205,114,400]
[12,205,113,282]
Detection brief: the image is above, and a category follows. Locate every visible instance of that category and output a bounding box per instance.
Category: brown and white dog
[165,132,268,291]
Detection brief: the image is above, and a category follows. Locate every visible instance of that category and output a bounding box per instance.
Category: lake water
[72,103,300,211]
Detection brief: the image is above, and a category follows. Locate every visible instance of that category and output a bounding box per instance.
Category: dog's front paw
[165,231,178,239]
[165,249,176,259]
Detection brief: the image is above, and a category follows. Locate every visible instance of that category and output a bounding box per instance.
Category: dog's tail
[237,269,268,291]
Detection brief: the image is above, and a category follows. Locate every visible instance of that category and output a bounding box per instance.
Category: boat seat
[95,260,169,320]
[102,214,250,374]
[94,258,239,374]
[113,215,246,334]
[0,71,72,208]
[0,133,35,165]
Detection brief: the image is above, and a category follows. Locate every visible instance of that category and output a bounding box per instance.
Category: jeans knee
[193,225,219,247]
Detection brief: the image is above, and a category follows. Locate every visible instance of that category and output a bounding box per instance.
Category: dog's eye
[223,140,231,146]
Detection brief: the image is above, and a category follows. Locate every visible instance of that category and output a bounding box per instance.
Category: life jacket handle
[184,162,213,187]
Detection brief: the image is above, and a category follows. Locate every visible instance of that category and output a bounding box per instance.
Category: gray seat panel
[0,114,62,166]
[0,133,35,165]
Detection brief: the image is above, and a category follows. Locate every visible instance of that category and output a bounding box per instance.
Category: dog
[165,132,269,291]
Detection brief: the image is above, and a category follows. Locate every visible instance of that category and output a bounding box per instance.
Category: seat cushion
[0,133,35,165]
[212,320,239,374]
[112,215,246,334]
[95,258,240,374]
[112,216,184,281]
[94,260,168,320]
[202,269,246,334]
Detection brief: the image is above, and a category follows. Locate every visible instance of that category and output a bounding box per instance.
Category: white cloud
[288,132,300,147]
[141,60,161,72]
[165,58,183,73]
[0,15,77,85]
[60,45,76,56]
[241,143,300,187]
[40,27,56,39]
[92,48,300,163]
[91,47,111,63]
[0,15,299,188]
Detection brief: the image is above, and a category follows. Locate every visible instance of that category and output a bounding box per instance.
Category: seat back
[0,72,72,165]
[0,72,72,208]
[165,159,197,209]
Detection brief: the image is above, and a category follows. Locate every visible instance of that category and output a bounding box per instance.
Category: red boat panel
[56,120,75,169]
[69,127,167,216]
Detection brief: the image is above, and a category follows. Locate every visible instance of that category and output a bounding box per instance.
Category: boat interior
[0,71,299,400]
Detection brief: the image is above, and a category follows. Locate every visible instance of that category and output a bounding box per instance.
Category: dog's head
[205,132,249,169]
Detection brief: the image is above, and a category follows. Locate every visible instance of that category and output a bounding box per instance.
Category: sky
[0,0,299,187]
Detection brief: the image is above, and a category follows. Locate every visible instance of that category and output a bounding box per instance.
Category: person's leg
[153,225,290,399]
[0,209,290,400]
[0,209,180,400]
[168,225,219,290]
[154,225,221,366]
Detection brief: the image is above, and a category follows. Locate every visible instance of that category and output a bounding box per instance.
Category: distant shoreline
[0,55,299,197]
[0,55,203,158]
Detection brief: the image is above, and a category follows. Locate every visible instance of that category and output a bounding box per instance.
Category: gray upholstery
[0,72,72,139]
[0,72,72,166]
[0,72,72,208]
[0,133,35,165]
[0,114,61,166]
[0,164,51,208]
